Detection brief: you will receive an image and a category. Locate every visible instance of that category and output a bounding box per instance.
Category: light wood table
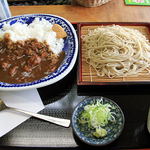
[1,1,150,150]
[10,0,150,23]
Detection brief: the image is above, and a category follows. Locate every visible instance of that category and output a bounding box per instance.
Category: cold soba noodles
[82,25,150,78]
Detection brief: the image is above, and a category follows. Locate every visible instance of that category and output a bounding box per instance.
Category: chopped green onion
[79,99,116,138]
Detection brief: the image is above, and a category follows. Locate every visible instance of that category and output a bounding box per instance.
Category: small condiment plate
[71,96,125,146]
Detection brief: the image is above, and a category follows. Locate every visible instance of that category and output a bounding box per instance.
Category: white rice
[0,18,64,55]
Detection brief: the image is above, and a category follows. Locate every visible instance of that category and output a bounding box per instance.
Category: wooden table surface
[2,1,150,150]
[10,0,150,23]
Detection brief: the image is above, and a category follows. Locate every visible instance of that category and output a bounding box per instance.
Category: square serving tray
[77,22,150,86]
[0,24,150,149]
[0,65,150,149]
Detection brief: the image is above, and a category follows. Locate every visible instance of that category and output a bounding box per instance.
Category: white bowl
[0,14,78,90]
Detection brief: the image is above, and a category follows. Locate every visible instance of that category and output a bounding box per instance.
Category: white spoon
[0,99,70,128]
[147,107,150,133]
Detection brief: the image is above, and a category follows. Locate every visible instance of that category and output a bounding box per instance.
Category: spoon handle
[147,107,150,133]
[8,107,70,127]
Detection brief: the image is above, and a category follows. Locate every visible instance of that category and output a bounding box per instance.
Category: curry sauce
[0,35,65,84]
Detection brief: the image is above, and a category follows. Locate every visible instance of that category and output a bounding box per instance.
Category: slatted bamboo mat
[79,24,150,84]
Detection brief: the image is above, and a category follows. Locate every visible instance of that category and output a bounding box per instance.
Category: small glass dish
[71,96,125,146]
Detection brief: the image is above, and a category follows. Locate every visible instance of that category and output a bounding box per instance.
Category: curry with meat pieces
[0,33,65,83]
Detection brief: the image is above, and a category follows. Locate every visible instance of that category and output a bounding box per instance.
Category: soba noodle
[82,25,150,78]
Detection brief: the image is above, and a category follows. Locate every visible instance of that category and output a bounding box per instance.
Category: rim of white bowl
[0,14,78,91]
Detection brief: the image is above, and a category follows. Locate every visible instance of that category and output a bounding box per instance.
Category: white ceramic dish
[0,14,78,91]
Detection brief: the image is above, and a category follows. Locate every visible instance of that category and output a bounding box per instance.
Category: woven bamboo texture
[80,25,150,83]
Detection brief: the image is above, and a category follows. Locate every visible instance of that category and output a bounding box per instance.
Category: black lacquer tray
[0,23,150,149]
[0,63,150,150]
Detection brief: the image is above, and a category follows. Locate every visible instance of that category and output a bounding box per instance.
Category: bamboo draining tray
[77,23,150,85]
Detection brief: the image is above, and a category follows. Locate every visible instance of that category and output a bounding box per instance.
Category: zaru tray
[77,22,150,86]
